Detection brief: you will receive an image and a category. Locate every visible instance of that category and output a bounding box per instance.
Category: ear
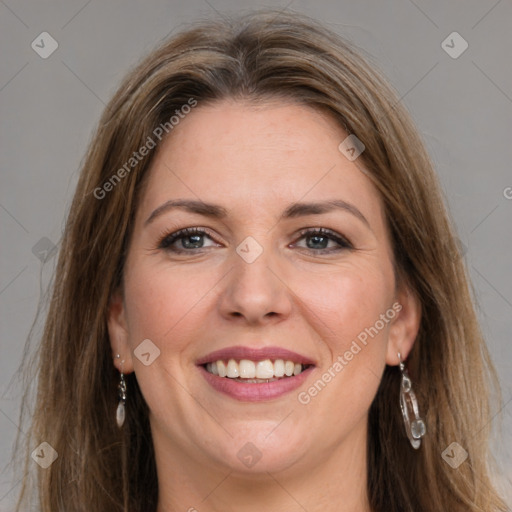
[385,283,421,366]
[108,289,135,373]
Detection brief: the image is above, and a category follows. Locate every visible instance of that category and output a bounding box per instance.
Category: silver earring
[398,352,426,449]
[115,354,126,428]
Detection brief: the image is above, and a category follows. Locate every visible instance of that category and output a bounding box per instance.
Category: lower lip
[198,365,314,402]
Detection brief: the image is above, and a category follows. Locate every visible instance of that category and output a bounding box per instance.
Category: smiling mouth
[202,358,313,383]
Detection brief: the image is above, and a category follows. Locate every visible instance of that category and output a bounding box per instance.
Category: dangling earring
[115,354,126,428]
[398,352,426,449]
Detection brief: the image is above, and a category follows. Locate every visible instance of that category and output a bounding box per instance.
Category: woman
[15,10,508,512]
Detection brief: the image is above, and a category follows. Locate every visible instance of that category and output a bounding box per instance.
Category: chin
[207,425,310,475]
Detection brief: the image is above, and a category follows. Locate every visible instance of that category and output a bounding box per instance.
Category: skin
[108,100,421,512]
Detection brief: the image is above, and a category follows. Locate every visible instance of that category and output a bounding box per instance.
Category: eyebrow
[144,198,370,229]
[279,199,370,228]
[145,199,228,225]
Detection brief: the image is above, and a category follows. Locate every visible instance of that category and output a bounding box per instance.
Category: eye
[158,227,220,253]
[292,228,353,253]
[157,226,353,255]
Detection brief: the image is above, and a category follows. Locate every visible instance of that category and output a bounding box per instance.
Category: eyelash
[157,226,353,254]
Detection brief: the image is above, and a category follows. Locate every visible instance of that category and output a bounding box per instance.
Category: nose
[217,245,293,326]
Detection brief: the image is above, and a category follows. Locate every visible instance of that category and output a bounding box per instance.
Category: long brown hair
[14,10,508,511]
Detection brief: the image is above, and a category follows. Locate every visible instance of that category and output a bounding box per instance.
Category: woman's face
[109,100,419,478]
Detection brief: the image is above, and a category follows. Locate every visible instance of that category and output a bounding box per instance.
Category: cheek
[122,258,213,347]
[293,263,395,424]
[294,269,393,425]
[121,254,237,378]
[297,263,394,352]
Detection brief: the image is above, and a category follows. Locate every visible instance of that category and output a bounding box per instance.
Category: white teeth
[205,358,309,379]
[274,359,285,377]
[217,360,227,377]
[226,359,239,378]
[239,359,256,378]
[256,359,274,379]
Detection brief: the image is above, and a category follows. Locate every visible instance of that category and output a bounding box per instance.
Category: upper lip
[196,346,316,366]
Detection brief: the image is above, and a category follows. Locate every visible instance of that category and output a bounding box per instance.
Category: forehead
[138,100,385,226]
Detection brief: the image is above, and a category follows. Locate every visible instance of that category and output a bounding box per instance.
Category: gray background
[1,0,511,509]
